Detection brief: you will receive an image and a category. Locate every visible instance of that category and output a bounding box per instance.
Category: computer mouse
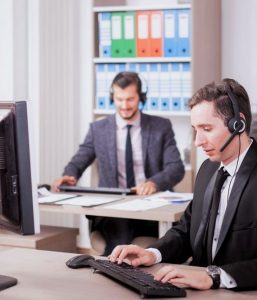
[66,254,95,269]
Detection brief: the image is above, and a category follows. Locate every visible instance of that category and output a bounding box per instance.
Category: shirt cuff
[220,268,237,288]
[146,248,162,264]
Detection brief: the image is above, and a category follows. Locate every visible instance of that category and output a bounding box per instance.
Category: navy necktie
[125,125,135,188]
[207,167,229,263]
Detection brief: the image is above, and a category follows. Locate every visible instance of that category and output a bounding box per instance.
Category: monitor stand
[0,275,17,291]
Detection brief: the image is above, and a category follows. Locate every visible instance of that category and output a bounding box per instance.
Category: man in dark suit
[52,71,185,255]
[110,78,257,291]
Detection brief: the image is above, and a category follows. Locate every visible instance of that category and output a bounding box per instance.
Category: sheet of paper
[104,199,168,211]
[38,188,77,204]
[55,195,124,207]
[144,191,193,203]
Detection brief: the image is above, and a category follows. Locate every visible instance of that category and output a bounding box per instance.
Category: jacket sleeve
[63,124,96,179]
[147,120,185,190]
[222,259,257,290]
[149,201,193,264]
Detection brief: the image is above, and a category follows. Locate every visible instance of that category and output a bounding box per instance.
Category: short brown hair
[110,72,147,104]
[189,78,252,134]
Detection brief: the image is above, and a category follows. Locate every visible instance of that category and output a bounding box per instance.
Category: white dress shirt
[115,112,146,188]
[148,139,253,289]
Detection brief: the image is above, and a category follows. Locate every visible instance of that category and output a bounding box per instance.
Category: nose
[120,100,129,109]
[194,130,206,148]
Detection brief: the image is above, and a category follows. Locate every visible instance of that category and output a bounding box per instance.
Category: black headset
[220,85,246,152]
[109,72,148,105]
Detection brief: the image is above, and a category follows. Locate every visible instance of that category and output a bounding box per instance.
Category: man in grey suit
[52,72,185,255]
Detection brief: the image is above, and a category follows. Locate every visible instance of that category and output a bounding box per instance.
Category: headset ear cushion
[140,93,147,105]
[109,91,113,103]
[228,117,246,133]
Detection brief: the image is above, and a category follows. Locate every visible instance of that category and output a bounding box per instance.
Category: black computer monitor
[0,101,40,235]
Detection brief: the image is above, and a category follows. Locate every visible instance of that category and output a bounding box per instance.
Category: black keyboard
[59,185,135,195]
[88,259,186,298]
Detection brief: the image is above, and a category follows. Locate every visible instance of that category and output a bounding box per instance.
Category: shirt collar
[115,111,141,129]
[220,139,253,176]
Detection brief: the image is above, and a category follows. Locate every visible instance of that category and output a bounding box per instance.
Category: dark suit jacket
[63,113,185,191]
[151,139,257,290]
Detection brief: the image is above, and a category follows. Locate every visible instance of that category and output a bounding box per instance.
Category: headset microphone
[219,85,246,152]
[220,125,244,152]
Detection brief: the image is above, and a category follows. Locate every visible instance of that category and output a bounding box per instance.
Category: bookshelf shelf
[93,4,191,13]
[93,57,192,63]
[94,109,190,117]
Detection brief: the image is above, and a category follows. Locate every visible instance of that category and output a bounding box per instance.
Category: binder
[177,9,191,57]
[95,64,107,109]
[150,11,163,57]
[98,12,111,57]
[136,11,151,57]
[123,11,136,57]
[170,63,182,111]
[118,63,126,72]
[171,98,181,111]
[111,12,123,57]
[159,63,170,111]
[163,10,177,57]
[139,63,149,110]
[127,63,137,72]
[107,64,118,109]
[148,63,159,110]
[181,62,191,111]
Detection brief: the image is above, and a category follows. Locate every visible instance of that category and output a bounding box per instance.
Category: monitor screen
[0,101,40,234]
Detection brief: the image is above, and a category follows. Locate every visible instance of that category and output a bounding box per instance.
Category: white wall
[196,0,257,171]
[0,1,14,99]
[222,0,257,112]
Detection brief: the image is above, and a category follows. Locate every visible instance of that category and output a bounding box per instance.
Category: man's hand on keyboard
[109,244,156,267]
[133,180,157,196]
[51,176,77,192]
[154,265,213,290]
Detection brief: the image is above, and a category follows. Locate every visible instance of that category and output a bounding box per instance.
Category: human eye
[203,126,211,132]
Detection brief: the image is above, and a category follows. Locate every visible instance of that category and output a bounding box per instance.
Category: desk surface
[0,248,256,300]
[40,194,189,222]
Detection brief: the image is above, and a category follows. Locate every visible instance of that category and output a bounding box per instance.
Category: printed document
[55,195,124,207]
[103,191,193,211]
[38,187,77,203]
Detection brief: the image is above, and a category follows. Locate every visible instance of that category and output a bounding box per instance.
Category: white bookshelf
[82,0,222,189]
[94,57,191,63]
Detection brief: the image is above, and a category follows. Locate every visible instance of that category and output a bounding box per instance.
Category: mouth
[203,149,214,155]
[120,109,132,115]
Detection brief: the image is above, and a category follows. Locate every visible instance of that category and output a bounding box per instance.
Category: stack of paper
[104,191,193,212]
[104,199,168,211]
[144,191,193,203]
[55,195,123,207]
[38,188,77,204]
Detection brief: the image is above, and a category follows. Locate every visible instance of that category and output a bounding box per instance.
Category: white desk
[0,226,78,253]
[40,194,189,238]
[0,248,256,300]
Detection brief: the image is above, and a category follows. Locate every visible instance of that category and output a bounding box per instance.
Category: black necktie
[125,125,135,188]
[206,167,229,263]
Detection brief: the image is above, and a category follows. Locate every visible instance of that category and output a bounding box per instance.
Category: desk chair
[90,230,157,255]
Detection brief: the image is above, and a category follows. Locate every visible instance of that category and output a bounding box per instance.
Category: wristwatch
[206,265,221,289]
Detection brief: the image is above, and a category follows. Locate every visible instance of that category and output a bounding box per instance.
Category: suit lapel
[193,170,218,257]
[141,113,150,167]
[215,141,257,256]
[106,115,117,182]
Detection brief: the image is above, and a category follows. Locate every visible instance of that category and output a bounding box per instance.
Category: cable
[226,135,241,202]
